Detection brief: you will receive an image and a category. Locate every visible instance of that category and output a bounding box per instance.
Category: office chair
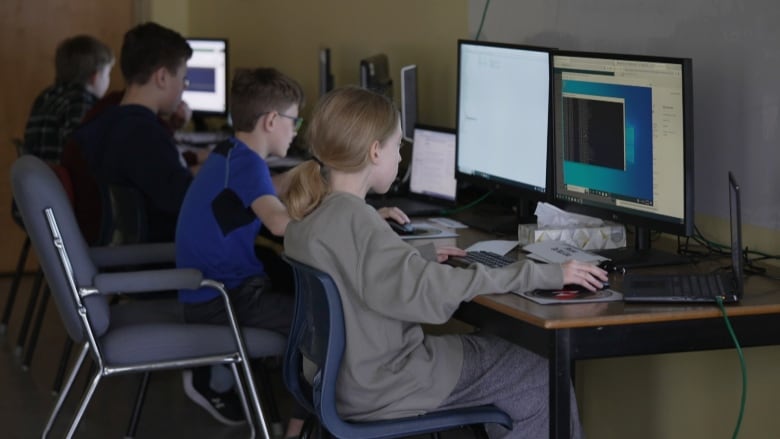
[282,256,513,439]
[1,138,37,336]
[11,155,285,439]
[49,183,148,406]
[15,164,76,371]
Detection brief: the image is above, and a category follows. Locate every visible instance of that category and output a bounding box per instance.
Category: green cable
[441,189,494,216]
[475,0,491,40]
[715,296,747,439]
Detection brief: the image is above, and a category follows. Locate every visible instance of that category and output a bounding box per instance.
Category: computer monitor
[360,53,393,98]
[455,40,553,229]
[551,50,694,267]
[400,65,418,143]
[319,48,334,97]
[183,38,229,122]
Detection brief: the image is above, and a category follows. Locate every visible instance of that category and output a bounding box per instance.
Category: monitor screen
[183,38,228,115]
[410,125,457,201]
[400,65,417,143]
[456,40,552,200]
[552,50,694,265]
[360,53,393,98]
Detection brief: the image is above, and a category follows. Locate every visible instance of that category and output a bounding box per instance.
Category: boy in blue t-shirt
[176,67,305,437]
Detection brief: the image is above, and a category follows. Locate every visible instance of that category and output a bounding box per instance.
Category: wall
[467,0,780,254]
[0,0,136,273]
[152,0,468,129]
[467,1,780,437]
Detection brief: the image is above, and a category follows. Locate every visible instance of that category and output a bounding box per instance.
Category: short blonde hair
[284,86,399,220]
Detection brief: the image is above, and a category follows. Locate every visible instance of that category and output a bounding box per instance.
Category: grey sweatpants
[436,334,584,439]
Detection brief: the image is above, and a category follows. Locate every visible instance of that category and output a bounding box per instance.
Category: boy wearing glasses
[175,67,307,438]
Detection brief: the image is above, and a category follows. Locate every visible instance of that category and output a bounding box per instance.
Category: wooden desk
[436,226,780,439]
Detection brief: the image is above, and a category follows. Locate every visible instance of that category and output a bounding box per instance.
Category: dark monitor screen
[183,38,228,116]
[400,65,417,143]
[552,50,694,264]
[360,53,393,98]
[456,40,552,201]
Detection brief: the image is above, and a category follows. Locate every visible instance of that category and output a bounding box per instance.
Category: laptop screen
[728,172,744,294]
[409,126,457,201]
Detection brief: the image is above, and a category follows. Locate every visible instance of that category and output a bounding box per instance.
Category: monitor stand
[192,114,209,132]
[452,199,536,236]
[596,226,691,268]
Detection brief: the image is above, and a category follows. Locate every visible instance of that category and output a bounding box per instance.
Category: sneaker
[182,369,247,426]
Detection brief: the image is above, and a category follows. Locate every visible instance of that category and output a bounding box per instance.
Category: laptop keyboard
[669,274,725,298]
[459,251,516,268]
[624,272,732,301]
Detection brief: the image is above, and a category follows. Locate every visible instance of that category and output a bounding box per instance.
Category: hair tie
[311,156,325,168]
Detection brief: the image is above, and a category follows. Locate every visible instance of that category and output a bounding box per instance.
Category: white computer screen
[409,127,457,201]
[183,39,228,114]
[457,41,551,194]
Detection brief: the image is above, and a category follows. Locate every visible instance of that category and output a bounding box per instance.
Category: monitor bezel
[550,49,695,238]
[455,39,555,203]
[319,47,334,97]
[183,37,230,117]
[400,64,418,143]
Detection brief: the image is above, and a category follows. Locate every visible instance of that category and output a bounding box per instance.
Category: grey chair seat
[101,322,287,366]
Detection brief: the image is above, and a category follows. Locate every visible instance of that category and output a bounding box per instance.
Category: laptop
[368,125,457,216]
[622,172,744,303]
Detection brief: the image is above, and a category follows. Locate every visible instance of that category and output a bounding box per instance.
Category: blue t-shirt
[176,137,276,303]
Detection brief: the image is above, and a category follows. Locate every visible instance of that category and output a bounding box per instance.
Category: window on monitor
[455,40,553,232]
[183,38,229,129]
[552,50,694,267]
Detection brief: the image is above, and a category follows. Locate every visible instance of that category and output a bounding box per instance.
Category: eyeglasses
[258,111,303,131]
[277,113,304,131]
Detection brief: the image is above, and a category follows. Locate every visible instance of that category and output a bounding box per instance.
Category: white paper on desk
[522,240,606,263]
[466,240,518,255]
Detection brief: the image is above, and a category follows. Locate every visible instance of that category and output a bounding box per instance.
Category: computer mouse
[387,219,415,235]
[597,260,626,274]
[560,281,610,292]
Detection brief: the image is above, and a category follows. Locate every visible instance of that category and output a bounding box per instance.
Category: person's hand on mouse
[434,246,467,263]
[561,260,609,291]
[377,206,410,225]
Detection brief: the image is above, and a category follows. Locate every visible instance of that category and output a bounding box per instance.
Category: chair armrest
[89,242,176,268]
[93,268,203,294]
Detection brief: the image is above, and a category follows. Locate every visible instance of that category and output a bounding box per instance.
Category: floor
[0,274,474,439]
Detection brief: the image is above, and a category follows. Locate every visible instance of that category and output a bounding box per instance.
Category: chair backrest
[11,156,110,343]
[99,184,148,245]
[283,257,349,435]
[11,137,26,157]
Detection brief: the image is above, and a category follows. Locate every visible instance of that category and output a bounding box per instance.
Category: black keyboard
[669,274,726,298]
[458,251,516,268]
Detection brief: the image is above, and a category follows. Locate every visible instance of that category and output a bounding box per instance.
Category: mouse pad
[518,288,622,305]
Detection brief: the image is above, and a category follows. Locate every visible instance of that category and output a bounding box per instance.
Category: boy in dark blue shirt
[73,22,193,243]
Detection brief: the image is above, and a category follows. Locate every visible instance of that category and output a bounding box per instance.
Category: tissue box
[517,221,626,250]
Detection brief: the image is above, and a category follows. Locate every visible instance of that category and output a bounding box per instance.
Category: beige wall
[151,0,467,128]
